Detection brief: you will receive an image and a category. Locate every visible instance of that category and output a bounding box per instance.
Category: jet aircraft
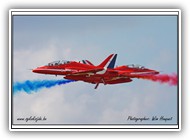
[32,54,159,89]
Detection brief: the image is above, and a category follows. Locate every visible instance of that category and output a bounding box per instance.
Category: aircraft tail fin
[97,54,117,69]
[107,54,117,69]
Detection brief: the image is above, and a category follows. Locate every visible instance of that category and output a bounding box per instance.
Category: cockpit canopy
[47,60,70,66]
[46,59,93,66]
[127,64,145,69]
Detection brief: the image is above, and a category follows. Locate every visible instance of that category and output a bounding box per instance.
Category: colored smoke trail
[139,73,178,86]
[13,79,75,94]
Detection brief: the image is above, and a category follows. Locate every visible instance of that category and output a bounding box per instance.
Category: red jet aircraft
[32,54,159,89]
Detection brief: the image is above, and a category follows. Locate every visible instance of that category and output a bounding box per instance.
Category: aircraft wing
[70,68,104,75]
[117,71,157,78]
[106,70,134,77]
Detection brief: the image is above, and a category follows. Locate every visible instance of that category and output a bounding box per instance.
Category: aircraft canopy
[47,60,70,66]
[127,64,145,69]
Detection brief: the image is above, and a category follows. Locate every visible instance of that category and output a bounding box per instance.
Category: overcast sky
[12,14,178,125]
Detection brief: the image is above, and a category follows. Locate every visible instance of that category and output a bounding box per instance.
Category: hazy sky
[12,15,178,125]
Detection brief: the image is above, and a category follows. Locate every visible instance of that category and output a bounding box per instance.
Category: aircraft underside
[64,75,132,89]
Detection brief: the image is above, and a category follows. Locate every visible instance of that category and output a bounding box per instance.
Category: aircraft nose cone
[32,66,47,74]
[32,68,38,73]
[32,67,43,73]
[154,71,159,74]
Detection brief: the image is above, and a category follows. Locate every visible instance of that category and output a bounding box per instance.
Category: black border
[10,9,180,130]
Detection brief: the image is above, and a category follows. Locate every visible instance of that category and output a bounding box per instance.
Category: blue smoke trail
[13,79,75,94]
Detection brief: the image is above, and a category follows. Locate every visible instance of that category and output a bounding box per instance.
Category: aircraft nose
[32,68,39,73]
[32,67,43,73]
[154,71,159,74]
[32,66,47,74]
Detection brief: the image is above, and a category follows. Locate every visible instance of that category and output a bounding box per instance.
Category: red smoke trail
[139,73,178,86]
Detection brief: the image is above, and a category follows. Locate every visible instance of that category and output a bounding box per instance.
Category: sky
[12,14,178,125]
